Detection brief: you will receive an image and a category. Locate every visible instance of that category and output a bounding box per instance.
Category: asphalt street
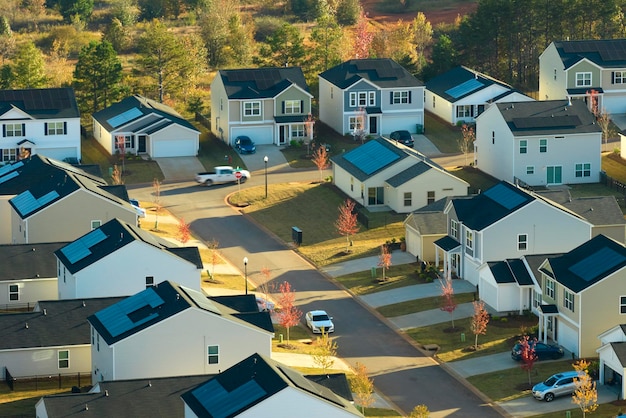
[127,156,503,417]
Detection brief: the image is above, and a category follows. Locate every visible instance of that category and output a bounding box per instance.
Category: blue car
[235,136,256,154]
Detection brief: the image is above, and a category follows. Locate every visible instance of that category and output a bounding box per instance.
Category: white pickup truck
[195,166,251,186]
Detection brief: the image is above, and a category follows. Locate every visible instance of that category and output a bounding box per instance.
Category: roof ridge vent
[43,308,47,315]
[105,390,109,397]
[148,380,152,387]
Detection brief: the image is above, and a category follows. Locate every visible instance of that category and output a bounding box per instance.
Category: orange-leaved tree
[378,244,392,281]
[470,300,489,350]
[311,145,329,183]
[519,335,538,386]
[335,198,359,253]
[439,277,457,328]
[276,281,301,347]
[177,217,191,243]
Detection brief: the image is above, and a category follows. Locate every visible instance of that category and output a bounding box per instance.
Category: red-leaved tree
[276,281,301,347]
[311,145,329,183]
[177,217,191,243]
[519,335,538,386]
[352,12,373,59]
[335,199,359,252]
[378,244,392,281]
[471,300,490,350]
[439,277,457,328]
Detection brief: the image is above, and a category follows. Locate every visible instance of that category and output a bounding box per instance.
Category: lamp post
[264,156,268,199]
[243,257,248,295]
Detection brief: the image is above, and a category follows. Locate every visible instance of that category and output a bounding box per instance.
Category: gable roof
[553,39,626,69]
[426,66,513,103]
[55,218,202,274]
[319,58,423,89]
[404,197,459,236]
[535,189,626,227]
[217,67,310,100]
[0,242,69,281]
[88,281,273,345]
[386,161,432,187]
[494,99,601,136]
[547,234,626,293]
[0,297,123,350]
[92,95,199,133]
[0,88,79,119]
[332,137,407,180]
[181,353,362,418]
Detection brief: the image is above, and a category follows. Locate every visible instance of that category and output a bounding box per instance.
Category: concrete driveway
[155,157,205,182]
[236,145,289,174]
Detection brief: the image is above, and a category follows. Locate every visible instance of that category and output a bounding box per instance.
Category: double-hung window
[545,278,555,299]
[615,71,626,84]
[576,72,592,87]
[564,289,575,312]
[403,192,412,207]
[243,101,261,117]
[621,296,626,314]
[46,122,65,135]
[350,91,374,107]
[456,105,472,118]
[146,276,154,288]
[392,91,410,104]
[284,100,301,114]
[519,140,527,154]
[58,350,69,369]
[539,139,547,153]
[518,234,528,251]
[9,284,19,301]
[450,219,458,239]
[349,116,363,131]
[4,123,24,137]
[291,124,305,137]
[465,230,474,257]
[1,148,17,162]
[207,345,219,364]
[575,163,591,177]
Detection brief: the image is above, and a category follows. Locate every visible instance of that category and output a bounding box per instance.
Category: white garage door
[557,320,579,357]
[232,126,273,145]
[152,139,197,158]
[36,147,78,162]
[603,96,626,114]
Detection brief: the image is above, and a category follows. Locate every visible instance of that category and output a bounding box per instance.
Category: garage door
[603,95,626,114]
[232,126,273,145]
[36,147,78,162]
[152,139,197,158]
[557,320,579,357]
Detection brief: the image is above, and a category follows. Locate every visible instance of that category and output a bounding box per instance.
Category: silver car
[532,371,581,402]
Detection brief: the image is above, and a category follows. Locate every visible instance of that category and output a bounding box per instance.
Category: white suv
[532,371,581,402]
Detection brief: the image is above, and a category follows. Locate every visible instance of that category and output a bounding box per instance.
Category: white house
[0,88,81,163]
[474,99,602,187]
[55,218,202,300]
[88,281,274,383]
[597,324,626,400]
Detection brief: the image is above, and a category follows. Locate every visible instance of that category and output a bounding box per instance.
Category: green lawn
[333,263,422,295]
[376,292,475,317]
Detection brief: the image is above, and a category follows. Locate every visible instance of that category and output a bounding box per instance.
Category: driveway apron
[155,156,205,181]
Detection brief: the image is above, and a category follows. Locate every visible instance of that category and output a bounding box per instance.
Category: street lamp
[264,156,269,199]
[243,257,248,295]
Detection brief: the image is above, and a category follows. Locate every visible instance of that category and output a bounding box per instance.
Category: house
[210,67,313,146]
[0,155,137,244]
[55,218,202,300]
[0,242,67,309]
[425,66,533,126]
[539,39,626,114]
[434,181,592,287]
[536,234,626,358]
[404,197,458,263]
[88,281,274,383]
[319,58,424,136]
[597,324,626,400]
[0,88,81,163]
[0,296,122,380]
[474,99,601,186]
[331,137,468,213]
[181,353,363,418]
[92,95,200,158]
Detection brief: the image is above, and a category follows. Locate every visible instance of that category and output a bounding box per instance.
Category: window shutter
[22,124,25,136]
[44,123,48,136]
[612,72,615,84]
[131,137,135,148]
[63,122,67,134]
[282,102,285,113]
[3,125,6,137]
[409,91,412,103]
[390,92,393,104]
[300,100,303,113]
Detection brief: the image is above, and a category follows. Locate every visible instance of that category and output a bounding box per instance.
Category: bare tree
[352,362,374,415]
[470,300,489,350]
[152,178,161,230]
[587,89,612,152]
[335,199,359,253]
[439,277,457,328]
[207,239,219,280]
[572,359,598,418]
[378,244,392,281]
[458,124,475,166]
[311,145,329,183]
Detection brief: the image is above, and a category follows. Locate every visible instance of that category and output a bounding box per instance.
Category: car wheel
[240,177,247,184]
[544,393,555,402]
[204,179,213,186]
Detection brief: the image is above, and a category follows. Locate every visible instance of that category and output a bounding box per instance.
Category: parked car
[305,310,334,334]
[532,371,581,402]
[389,130,414,147]
[129,198,146,218]
[235,136,256,154]
[511,341,564,361]
[195,166,251,186]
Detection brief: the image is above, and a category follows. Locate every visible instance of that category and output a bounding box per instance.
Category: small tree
[518,335,538,386]
[312,329,337,373]
[352,362,374,415]
[352,12,373,59]
[378,244,392,281]
[276,281,301,347]
[207,239,219,279]
[572,359,598,418]
[111,164,123,185]
[303,113,315,155]
[335,199,359,253]
[439,277,457,328]
[409,404,430,418]
[458,124,475,166]
[470,300,489,350]
[311,145,329,183]
[177,217,191,243]
[352,107,367,143]
[152,178,161,230]
[588,89,612,151]
[115,135,126,173]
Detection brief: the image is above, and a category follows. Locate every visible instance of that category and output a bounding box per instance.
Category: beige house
[404,197,456,263]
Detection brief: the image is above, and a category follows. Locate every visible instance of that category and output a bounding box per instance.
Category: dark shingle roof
[487,259,533,285]
[386,161,431,187]
[39,375,211,418]
[0,242,68,281]
[331,137,407,181]
[536,190,626,226]
[426,66,512,103]
[548,234,626,293]
[0,297,122,350]
[434,235,460,251]
[0,88,79,119]
[495,99,601,136]
[181,353,361,418]
[611,342,626,367]
[554,39,626,69]
[92,95,199,133]
[319,58,423,89]
[218,67,310,100]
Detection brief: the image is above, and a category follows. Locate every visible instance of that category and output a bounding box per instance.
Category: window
[427,191,435,204]
[621,296,626,314]
[575,163,591,177]
[393,91,410,104]
[243,101,261,116]
[91,327,95,344]
[432,96,435,108]
[368,91,375,106]
[207,345,219,364]
[456,105,472,118]
[58,350,69,369]
[492,131,494,145]
[545,278,555,299]
[553,69,557,81]
[91,220,101,230]
[350,177,353,192]
[403,192,412,207]
[614,71,626,84]
[9,284,19,301]
[368,187,384,205]
[450,219,458,239]
[539,139,547,153]
[291,124,305,137]
[575,72,592,87]
[518,234,528,251]
[146,276,154,288]
[348,116,363,131]
[1,148,17,162]
[284,100,301,114]
[526,166,534,175]
[533,290,541,308]
[46,122,65,135]
[465,230,473,257]
[114,135,132,149]
[519,140,527,154]
[350,91,373,107]
[4,123,24,137]
[97,333,100,351]
[564,289,574,312]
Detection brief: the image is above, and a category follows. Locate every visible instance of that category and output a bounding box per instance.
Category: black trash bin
[292,227,302,245]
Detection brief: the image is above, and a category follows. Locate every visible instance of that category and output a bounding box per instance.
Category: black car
[511,341,564,361]
[234,136,256,154]
[390,130,414,147]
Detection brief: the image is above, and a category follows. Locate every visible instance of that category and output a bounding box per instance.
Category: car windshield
[397,131,411,140]
[313,314,329,321]
[544,376,558,386]
[239,138,252,145]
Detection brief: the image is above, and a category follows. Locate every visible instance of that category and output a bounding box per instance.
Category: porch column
[538,313,543,342]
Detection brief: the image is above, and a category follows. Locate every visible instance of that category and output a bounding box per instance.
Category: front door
[138,135,146,153]
[279,126,286,145]
[369,116,377,134]
[547,166,562,184]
